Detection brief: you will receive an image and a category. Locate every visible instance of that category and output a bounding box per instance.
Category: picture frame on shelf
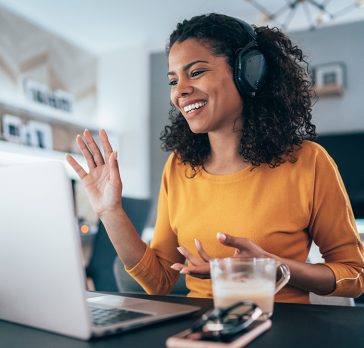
[312,62,346,97]
[22,78,74,113]
[54,89,73,113]
[25,121,53,150]
[2,114,25,144]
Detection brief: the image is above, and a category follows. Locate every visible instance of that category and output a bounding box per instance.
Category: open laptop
[0,161,199,340]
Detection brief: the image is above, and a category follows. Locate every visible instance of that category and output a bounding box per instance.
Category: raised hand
[66,129,122,218]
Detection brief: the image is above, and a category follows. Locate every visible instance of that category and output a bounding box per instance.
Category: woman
[67,13,364,304]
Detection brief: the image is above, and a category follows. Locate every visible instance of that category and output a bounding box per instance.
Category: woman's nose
[175,79,194,98]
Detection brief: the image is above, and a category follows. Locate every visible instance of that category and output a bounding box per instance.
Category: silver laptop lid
[0,162,92,339]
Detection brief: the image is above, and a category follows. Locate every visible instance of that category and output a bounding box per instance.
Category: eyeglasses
[191,301,263,341]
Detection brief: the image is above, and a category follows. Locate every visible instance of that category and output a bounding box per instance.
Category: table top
[1,293,363,348]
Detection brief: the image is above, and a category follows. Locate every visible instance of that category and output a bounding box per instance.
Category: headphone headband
[233,18,257,41]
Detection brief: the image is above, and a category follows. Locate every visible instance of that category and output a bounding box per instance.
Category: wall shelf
[0,96,100,131]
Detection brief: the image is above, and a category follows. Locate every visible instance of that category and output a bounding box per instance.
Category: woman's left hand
[170,232,271,279]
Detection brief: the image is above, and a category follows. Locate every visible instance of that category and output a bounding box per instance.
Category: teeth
[183,101,207,113]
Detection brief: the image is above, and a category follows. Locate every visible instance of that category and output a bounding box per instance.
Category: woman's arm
[66,129,146,269]
[274,257,335,295]
[99,208,146,268]
[67,130,182,293]
[306,145,364,298]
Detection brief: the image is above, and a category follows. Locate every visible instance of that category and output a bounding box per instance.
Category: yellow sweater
[127,141,364,303]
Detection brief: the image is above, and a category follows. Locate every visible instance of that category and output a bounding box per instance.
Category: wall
[290,20,364,134]
[149,52,170,220]
[0,6,97,119]
[0,5,152,199]
[97,44,150,198]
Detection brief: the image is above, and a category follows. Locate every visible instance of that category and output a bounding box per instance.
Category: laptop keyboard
[89,306,152,326]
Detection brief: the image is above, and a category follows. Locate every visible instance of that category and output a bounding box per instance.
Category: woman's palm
[66,129,122,217]
[83,164,122,216]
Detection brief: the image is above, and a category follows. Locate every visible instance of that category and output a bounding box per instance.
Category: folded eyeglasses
[191,301,263,341]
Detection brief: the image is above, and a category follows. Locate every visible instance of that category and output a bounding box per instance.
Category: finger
[76,135,96,170]
[66,154,87,179]
[99,129,113,162]
[170,263,184,272]
[217,232,249,250]
[83,129,105,166]
[234,250,252,258]
[177,246,204,265]
[109,151,121,187]
[194,239,210,262]
[181,264,211,279]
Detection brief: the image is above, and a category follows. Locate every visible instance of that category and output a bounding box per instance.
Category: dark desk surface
[1,293,363,348]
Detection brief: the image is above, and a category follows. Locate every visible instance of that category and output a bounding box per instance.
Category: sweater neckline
[199,163,255,182]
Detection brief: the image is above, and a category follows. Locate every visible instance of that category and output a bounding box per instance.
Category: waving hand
[66,129,122,218]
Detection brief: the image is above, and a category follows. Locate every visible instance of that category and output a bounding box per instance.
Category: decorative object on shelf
[23,78,74,113]
[25,121,53,150]
[2,114,25,144]
[245,0,364,30]
[312,62,346,97]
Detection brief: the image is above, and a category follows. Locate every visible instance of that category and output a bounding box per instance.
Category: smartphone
[166,319,271,348]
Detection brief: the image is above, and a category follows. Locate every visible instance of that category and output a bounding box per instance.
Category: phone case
[166,319,271,348]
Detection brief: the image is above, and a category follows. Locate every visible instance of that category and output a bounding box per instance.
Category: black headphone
[232,18,266,98]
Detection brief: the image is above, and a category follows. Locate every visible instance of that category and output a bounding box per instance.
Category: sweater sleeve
[309,145,364,297]
[126,154,184,295]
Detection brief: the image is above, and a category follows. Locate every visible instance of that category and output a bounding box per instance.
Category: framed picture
[312,62,346,97]
[2,114,25,144]
[25,121,53,150]
[54,89,73,113]
[23,78,74,113]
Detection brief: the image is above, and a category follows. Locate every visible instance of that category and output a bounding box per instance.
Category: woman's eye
[168,80,177,86]
[191,70,204,77]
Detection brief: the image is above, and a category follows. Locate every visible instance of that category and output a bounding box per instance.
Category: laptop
[0,161,199,340]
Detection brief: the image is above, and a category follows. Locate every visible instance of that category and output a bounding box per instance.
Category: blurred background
[0,0,363,293]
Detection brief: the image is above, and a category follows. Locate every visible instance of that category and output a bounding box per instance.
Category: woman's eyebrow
[167,60,209,76]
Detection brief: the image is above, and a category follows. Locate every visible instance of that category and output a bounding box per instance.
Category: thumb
[216,232,252,251]
[216,232,234,245]
[216,232,246,249]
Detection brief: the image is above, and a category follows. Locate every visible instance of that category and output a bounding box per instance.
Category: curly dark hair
[160,13,316,172]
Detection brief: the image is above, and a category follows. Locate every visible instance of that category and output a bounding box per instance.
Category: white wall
[290,20,364,134]
[97,43,150,198]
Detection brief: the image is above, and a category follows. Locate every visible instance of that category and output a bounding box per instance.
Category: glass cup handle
[275,263,291,294]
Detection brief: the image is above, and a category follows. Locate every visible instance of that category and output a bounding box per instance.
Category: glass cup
[210,257,290,319]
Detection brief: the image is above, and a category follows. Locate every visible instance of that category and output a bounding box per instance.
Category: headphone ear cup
[234,48,266,97]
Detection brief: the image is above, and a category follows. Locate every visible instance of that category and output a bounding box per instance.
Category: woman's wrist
[98,205,125,221]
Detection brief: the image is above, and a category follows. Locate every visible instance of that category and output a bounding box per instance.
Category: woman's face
[168,38,243,134]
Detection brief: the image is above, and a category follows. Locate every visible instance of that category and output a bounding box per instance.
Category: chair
[86,197,152,292]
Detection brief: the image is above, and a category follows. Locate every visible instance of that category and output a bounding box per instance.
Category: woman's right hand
[66,129,122,218]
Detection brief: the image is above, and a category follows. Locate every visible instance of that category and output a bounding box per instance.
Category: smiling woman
[167,39,243,137]
[67,13,364,305]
